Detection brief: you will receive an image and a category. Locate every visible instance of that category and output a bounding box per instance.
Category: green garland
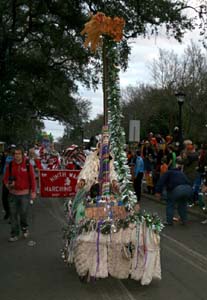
[105,38,137,210]
[62,39,164,243]
[64,210,164,239]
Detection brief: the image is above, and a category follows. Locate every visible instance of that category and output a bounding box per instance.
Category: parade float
[62,12,163,285]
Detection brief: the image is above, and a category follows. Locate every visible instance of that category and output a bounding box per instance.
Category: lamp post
[80,126,84,147]
[175,92,185,151]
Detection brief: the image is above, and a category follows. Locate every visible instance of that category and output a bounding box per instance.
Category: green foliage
[83,0,195,39]
[1,0,207,145]
[104,39,137,209]
[36,131,54,144]
[58,97,91,146]
[84,114,103,137]
[0,0,94,144]
[64,211,164,238]
[150,42,207,142]
[0,116,44,145]
[121,85,176,140]
[121,42,207,143]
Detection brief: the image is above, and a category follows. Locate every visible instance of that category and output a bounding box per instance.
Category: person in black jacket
[155,160,193,225]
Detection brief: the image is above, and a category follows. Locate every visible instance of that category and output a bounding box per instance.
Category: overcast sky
[45,17,202,140]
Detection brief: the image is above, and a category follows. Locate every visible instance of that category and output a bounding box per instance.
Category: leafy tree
[0,0,94,143]
[0,115,45,145]
[122,42,207,143]
[121,84,177,141]
[59,97,92,146]
[150,42,207,141]
[1,0,207,144]
[60,112,103,146]
[83,114,103,138]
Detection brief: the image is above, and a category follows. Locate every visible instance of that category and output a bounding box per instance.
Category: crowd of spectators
[127,130,207,208]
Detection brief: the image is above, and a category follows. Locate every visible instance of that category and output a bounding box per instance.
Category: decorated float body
[62,13,163,285]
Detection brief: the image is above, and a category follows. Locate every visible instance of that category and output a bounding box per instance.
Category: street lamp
[175,91,185,151]
[80,126,84,147]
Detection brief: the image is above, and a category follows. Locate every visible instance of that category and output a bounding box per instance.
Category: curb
[143,192,206,219]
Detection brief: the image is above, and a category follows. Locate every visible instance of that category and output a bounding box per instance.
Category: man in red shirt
[3,146,36,242]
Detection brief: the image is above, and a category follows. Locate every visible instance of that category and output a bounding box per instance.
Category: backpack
[9,159,31,187]
[9,159,30,176]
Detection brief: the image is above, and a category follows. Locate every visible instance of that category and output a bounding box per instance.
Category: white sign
[83,138,90,143]
[129,120,140,142]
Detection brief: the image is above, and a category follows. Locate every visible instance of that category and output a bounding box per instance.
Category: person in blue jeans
[155,161,193,225]
[134,150,144,202]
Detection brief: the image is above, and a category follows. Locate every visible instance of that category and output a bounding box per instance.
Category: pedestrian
[0,150,6,174]
[155,159,193,226]
[3,145,36,241]
[1,147,14,220]
[127,150,136,181]
[142,141,155,194]
[166,145,177,169]
[133,150,144,202]
[28,147,43,194]
[160,157,168,176]
[127,150,133,165]
[200,177,207,224]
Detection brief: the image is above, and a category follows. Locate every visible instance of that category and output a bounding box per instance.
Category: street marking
[164,244,207,274]
[91,278,137,300]
[117,280,137,300]
[162,233,207,273]
[162,233,207,264]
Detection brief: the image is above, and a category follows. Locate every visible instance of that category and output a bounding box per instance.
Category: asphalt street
[0,193,207,300]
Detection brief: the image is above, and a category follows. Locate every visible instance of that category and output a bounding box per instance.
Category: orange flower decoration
[81,12,125,51]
